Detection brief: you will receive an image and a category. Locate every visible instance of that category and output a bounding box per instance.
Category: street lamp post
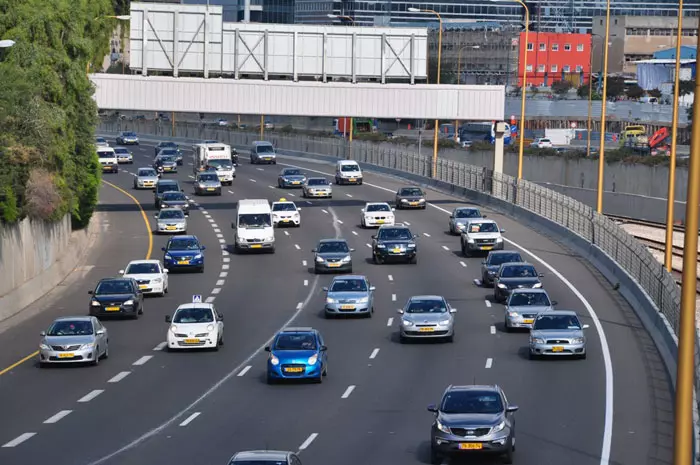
[409,7,443,179]
[595,0,611,213]
[586,34,601,158]
[455,45,480,142]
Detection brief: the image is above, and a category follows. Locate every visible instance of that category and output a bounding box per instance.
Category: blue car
[162,235,206,273]
[265,327,328,384]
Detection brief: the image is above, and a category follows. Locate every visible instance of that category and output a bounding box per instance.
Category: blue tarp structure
[635,59,696,90]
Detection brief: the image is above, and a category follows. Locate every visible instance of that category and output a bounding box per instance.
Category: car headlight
[40,344,51,350]
[170,325,178,333]
[496,237,503,242]
[341,255,351,263]
[264,236,274,242]
[307,354,318,365]
[194,254,203,260]
[152,278,162,283]
[402,319,414,327]
[80,343,96,350]
[571,337,585,344]
[91,300,101,306]
[207,324,214,332]
[456,222,464,227]
[438,319,451,326]
[316,256,325,263]
[532,283,543,288]
[497,283,507,289]
[270,355,280,365]
[326,297,336,304]
[123,300,134,306]
[492,421,506,434]
[401,199,408,203]
[436,419,450,434]
[357,297,369,303]
[531,337,544,344]
[488,270,496,275]
[467,238,475,243]
[165,254,173,260]
[508,312,519,317]
[418,199,425,203]
[376,244,386,248]
[407,243,416,248]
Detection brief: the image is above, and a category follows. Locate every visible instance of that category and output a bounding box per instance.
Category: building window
[526,64,533,72]
[527,42,533,51]
[552,43,559,51]
[551,65,558,73]
[563,65,571,72]
[576,65,583,72]
[577,43,584,52]
[537,64,545,72]
[539,43,546,51]
[564,43,571,51]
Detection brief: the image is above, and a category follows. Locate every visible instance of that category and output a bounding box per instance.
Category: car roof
[446,385,500,393]
[319,238,347,243]
[489,250,520,255]
[499,262,532,267]
[159,208,185,213]
[307,176,327,180]
[455,206,480,210]
[231,450,290,461]
[126,259,161,265]
[539,310,578,316]
[176,303,214,311]
[252,140,273,145]
[366,201,390,205]
[157,179,179,184]
[399,186,423,190]
[169,235,198,240]
[53,315,93,322]
[408,295,444,301]
[378,223,409,229]
[467,218,496,224]
[272,201,295,205]
[510,288,547,294]
[138,167,156,172]
[97,277,132,283]
[280,327,315,334]
[331,274,366,281]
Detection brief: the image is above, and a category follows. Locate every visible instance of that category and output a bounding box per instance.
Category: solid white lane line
[238,365,252,377]
[212,288,221,294]
[460,261,467,267]
[485,358,493,369]
[423,232,431,237]
[369,348,380,359]
[287,193,296,197]
[2,433,36,448]
[216,280,225,286]
[297,302,303,309]
[284,231,290,236]
[153,341,167,351]
[302,260,308,266]
[341,385,356,399]
[391,294,397,301]
[298,433,319,451]
[222,264,230,270]
[345,193,353,198]
[387,317,394,326]
[268,185,275,189]
[485,300,492,308]
[294,244,301,250]
[44,410,72,424]
[223,257,230,263]
[179,412,201,427]
[133,356,153,366]
[322,209,329,214]
[442,245,449,251]
[388,275,393,281]
[304,279,309,286]
[78,389,104,403]
[490,326,496,335]
[108,371,131,383]
[219,272,228,278]
[206,296,216,303]
[352,231,358,236]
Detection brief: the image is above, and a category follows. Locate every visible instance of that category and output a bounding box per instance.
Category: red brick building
[517,32,592,87]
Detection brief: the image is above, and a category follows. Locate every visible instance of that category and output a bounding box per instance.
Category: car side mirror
[397,309,404,314]
[201,246,206,250]
[88,290,93,295]
[320,345,328,351]
[483,214,487,218]
[538,273,544,277]
[231,222,236,229]
[449,215,453,219]
[501,229,506,233]
[361,208,365,212]
[154,213,159,218]
[296,208,301,211]
[391,207,395,211]
[119,269,125,274]
[264,346,271,352]
[369,286,376,291]
[449,308,457,313]
[427,404,438,413]
[217,314,224,321]
[506,405,519,413]
[322,286,328,291]
[413,234,418,239]
[481,261,487,265]
[165,315,172,323]
[96,329,105,335]
[164,269,169,273]
[40,331,46,336]
[583,324,590,329]
[371,235,376,239]
[311,249,317,253]
[350,248,355,252]
[161,247,166,251]
[551,300,558,306]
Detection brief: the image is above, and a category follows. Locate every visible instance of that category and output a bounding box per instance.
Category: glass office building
[171,0,294,23]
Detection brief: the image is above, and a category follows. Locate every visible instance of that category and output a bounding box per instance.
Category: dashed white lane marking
[391,294,397,301]
[485,358,493,369]
[352,231,358,236]
[294,244,301,250]
[490,326,496,335]
[222,264,230,271]
[153,341,167,351]
[460,261,467,267]
[223,257,230,263]
[473,279,480,286]
[222,249,229,256]
[44,410,72,424]
[249,179,257,183]
[442,245,449,251]
[404,221,411,226]
[218,239,226,244]
[423,232,431,237]
[322,209,329,214]
[214,228,221,233]
[306,201,312,205]
[388,275,394,281]
[201,210,209,215]
[365,243,371,248]
[78,389,104,403]
[287,193,296,197]
[298,433,319,451]
[369,348,380,359]
[302,260,307,267]
[304,279,309,286]
[206,296,216,303]
[219,272,228,278]
[237,365,252,377]
[485,300,492,308]
[2,433,36,448]
[108,371,131,383]
[284,231,290,236]
[257,168,264,171]
[179,412,201,427]
[268,185,275,189]
[133,356,153,366]
[228,190,234,194]
[296,302,303,310]
[211,288,221,295]
[345,193,353,198]
[208,219,215,223]
[216,233,224,238]
[387,317,394,326]
[216,280,225,286]
[341,385,356,399]
[337,219,344,224]
[188,175,195,179]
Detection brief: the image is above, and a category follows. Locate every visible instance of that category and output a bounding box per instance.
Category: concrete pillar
[492,121,506,199]
[243,0,251,22]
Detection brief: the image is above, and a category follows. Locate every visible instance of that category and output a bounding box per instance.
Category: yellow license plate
[349,178,356,182]
[207,188,215,191]
[459,443,483,450]
[58,353,75,358]
[410,202,418,206]
[105,306,120,312]
[282,219,291,222]
[418,327,435,332]
[251,244,262,249]
[177,260,190,265]
[392,248,402,253]
[164,167,172,171]
[377,220,384,224]
[166,226,177,230]
[184,338,200,344]
[523,319,534,324]
[340,305,355,310]
[139,284,148,289]
[481,246,493,250]
[284,367,304,373]
[292,181,300,184]
[552,346,565,352]
[328,263,341,267]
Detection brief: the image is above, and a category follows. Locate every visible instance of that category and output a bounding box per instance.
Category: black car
[159,191,190,214]
[371,224,418,264]
[428,385,517,464]
[395,186,427,209]
[155,142,183,164]
[154,155,178,173]
[88,278,144,319]
[154,179,183,208]
[493,262,544,302]
[480,251,523,287]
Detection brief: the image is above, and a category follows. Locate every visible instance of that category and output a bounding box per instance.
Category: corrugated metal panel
[90,74,504,120]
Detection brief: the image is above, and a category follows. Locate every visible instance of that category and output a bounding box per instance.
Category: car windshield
[160,142,177,148]
[123,132,136,136]
[308,178,329,186]
[500,265,537,278]
[440,391,504,414]
[256,144,274,154]
[162,192,186,201]
[399,188,423,196]
[534,314,581,330]
[509,292,550,307]
[231,461,288,465]
[126,263,160,274]
[97,151,113,159]
[139,169,156,177]
[488,252,522,266]
[173,307,214,323]
[330,279,367,292]
[159,210,185,220]
[158,156,176,163]
[341,164,360,172]
[157,184,179,193]
[208,160,233,170]
[467,222,499,233]
[318,241,349,253]
[455,208,481,218]
[273,203,296,212]
[274,333,317,350]
[283,169,302,176]
[238,213,272,228]
[47,320,94,336]
[96,138,106,143]
[115,148,129,154]
[367,204,390,212]
[167,238,200,251]
[198,174,219,182]
[95,280,132,295]
[406,299,447,314]
[377,228,412,240]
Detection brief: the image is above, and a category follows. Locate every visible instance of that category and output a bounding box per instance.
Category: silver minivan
[250,141,277,164]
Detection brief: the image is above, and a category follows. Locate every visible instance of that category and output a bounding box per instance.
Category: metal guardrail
[101,119,698,445]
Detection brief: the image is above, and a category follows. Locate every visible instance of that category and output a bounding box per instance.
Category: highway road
[0,138,673,465]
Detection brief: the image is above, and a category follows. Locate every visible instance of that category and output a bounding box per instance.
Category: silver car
[194,172,222,196]
[302,177,332,198]
[529,310,589,359]
[155,208,187,234]
[227,450,302,465]
[504,289,557,331]
[448,206,485,235]
[38,316,109,367]
[134,167,159,189]
[313,239,354,274]
[114,147,133,164]
[398,295,456,343]
[323,275,375,318]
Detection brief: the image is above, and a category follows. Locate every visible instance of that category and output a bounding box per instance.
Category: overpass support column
[492,121,506,198]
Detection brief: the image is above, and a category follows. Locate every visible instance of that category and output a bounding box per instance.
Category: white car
[271,199,301,227]
[531,138,553,148]
[120,260,169,296]
[165,303,224,350]
[95,137,109,148]
[361,202,395,228]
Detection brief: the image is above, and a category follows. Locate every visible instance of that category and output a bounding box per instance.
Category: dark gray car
[395,186,426,209]
[493,262,543,302]
[159,191,190,215]
[480,251,523,287]
[448,207,484,234]
[428,385,517,464]
[313,239,354,274]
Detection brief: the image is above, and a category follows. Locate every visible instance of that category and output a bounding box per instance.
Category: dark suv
[493,262,544,303]
[480,251,523,287]
[154,179,182,208]
[428,385,518,464]
[371,224,418,264]
[88,278,144,319]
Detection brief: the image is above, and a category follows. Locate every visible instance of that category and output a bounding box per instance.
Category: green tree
[677,80,695,96]
[551,80,573,96]
[0,0,114,227]
[625,84,645,99]
[648,88,662,98]
[605,76,626,98]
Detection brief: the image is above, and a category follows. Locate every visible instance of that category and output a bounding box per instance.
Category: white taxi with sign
[119,260,169,296]
[165,299,224,350]
[271,198,301,227]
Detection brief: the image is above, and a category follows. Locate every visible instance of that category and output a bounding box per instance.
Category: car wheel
[430,446,442,465]
[358,179,363,185]
[409,256,418,265]
[399,333,407,344]
[138,304,144,315]
[528,351,538,360]
[323,364,327,376]
[102,343,109,359]
[502,437,515,464]
[375,254,384,265]
[315,372,323,384]
[266,373,276,384]
[158,289,166,297]
[579,352,587,360]
[91,348,100,366]
[462,243,471,257]
[505,317,512,333]
[198,266,205,273]
[445,334,454,343]
[325,312,334,319]
[212,341,219,352]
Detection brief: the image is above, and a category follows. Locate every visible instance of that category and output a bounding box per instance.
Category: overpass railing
[100,119,697,438]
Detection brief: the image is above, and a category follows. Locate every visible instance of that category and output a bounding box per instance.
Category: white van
[97,147,119,174]
[250,141,277,164]
[233,199,275,253]
[335,160,363,185]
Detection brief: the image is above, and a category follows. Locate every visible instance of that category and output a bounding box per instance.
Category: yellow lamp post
[595,0,611,213]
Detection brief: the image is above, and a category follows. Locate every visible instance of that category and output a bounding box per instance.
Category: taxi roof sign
[279,198,287,202]
[192,294,202,303]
